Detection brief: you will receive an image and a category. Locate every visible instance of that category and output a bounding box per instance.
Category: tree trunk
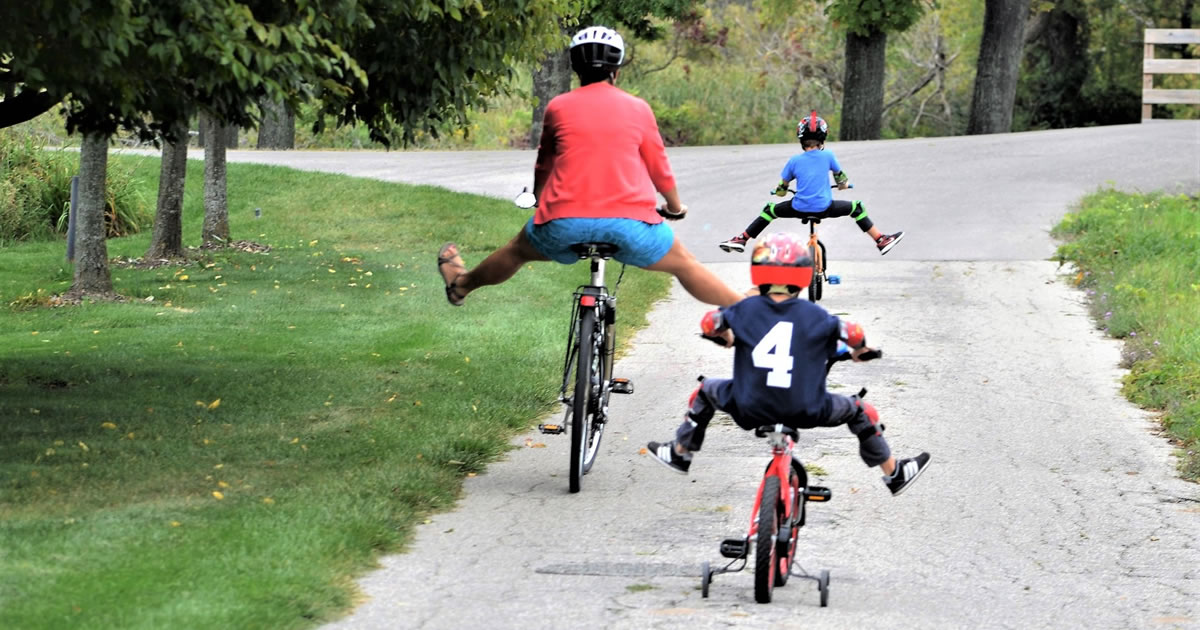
[840,29,888,141]
[257,98,295,149]
[146,125,189,260]
[202,113,231,246]
[967,0,1032,135]
[198,115,239,149]
[71,133,114,295]
[530,47,572,149]
[1018,2,1088,129]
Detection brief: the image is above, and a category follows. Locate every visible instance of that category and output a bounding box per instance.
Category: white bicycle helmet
[570,26,625,69]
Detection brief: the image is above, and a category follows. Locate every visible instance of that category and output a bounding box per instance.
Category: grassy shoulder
[0,155,671,629]
[1053,189,1200,479]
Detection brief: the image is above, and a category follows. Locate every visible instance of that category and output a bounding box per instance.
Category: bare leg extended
[645,237,743,306]
[441,228,549,302]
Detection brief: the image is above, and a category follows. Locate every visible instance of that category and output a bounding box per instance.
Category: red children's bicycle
[699,348,880,605]
[700,422,832,605]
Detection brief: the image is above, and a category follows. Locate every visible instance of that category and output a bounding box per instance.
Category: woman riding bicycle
[437,25,742,308]
[647,232,931,496]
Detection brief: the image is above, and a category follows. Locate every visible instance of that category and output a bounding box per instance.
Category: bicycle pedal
[610,378,634,395]
[804,486,832,502]
[538,423,566,435]
[719,537,749,559]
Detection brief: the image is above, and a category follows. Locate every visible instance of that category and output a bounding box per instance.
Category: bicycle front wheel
[569,307,605,493]
[755,475,781,603]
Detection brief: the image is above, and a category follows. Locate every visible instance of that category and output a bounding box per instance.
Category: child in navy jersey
[646,232,930,495]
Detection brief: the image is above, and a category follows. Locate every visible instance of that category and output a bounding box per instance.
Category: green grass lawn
[0,155,670,629]
[1054,189,1200,479]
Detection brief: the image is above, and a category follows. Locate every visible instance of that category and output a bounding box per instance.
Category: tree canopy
[0,0,573,143]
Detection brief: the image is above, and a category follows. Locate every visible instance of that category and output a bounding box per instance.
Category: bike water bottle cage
[569,242,619,260]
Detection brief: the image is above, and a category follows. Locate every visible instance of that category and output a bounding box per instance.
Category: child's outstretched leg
[832,394,931,495]
[646,378,728,474]
[719,203,780,253]
[827,200,905,255]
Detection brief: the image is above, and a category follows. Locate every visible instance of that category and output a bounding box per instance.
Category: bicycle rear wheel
[569,308,605,493]
[808,242,824,302]
[754,475,781,603]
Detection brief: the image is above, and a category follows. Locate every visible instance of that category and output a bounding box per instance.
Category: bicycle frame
[549,245,629,493]
[558,253,615,404]
[747,428,797,541]
[701,423,832,604]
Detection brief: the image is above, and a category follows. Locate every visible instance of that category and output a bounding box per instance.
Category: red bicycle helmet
[750,232,814,289]
[797,110,828,143]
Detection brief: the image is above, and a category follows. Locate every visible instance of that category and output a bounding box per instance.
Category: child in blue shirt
[718,112,905,255]
[647,232,930,496]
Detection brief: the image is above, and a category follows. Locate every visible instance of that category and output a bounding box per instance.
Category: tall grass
[0,130,150,243]
[1053,190,1200,478]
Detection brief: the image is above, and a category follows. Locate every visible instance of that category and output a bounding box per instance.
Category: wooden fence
[1142,29,1200,120]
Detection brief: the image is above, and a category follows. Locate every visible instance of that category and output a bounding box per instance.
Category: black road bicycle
[516,190,634,493]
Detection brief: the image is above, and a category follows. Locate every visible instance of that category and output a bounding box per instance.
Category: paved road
[227,122,1200,629]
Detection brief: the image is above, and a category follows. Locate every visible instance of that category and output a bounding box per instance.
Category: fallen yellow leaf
[262,497,275,505]
[207,399,221,410]
[212,491,224,500]
[217,481,230,489]
[78,441,89,452]
[100,422,117,430]
[170,521,182,527]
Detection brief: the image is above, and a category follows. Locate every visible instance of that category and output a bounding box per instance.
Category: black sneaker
[884,452,930,496]
[647,440,691,474]
[875,231,905,255]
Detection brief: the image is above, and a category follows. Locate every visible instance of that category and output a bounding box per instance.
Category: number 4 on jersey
[751,322,794,388]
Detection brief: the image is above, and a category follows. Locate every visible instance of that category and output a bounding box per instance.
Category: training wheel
[701,561,712,598]
[819,569,831,607]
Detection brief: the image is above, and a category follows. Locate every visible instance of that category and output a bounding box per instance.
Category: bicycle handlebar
[770,184,854,194]
[656,205,687,221]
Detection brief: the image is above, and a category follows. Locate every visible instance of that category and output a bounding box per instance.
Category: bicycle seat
[798,214,825,225]
[569,242,619,260]
[754,424,800,439]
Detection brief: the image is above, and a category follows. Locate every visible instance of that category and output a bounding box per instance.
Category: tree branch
[0,89,60,129]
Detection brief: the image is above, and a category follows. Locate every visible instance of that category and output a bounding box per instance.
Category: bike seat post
[590,253,606,288]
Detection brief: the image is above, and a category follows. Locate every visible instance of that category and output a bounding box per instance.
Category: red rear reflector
[580,295,596,307]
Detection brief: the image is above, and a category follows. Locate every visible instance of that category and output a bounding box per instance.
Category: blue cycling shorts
[524,217,675,268]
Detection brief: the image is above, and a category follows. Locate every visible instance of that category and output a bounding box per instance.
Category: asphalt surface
[221,121,1200,630]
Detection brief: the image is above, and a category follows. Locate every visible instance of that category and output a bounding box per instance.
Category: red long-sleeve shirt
[533,82,676,225]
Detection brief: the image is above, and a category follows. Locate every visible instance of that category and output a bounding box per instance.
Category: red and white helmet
[797,110,828,143]
[750,232,814,290]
